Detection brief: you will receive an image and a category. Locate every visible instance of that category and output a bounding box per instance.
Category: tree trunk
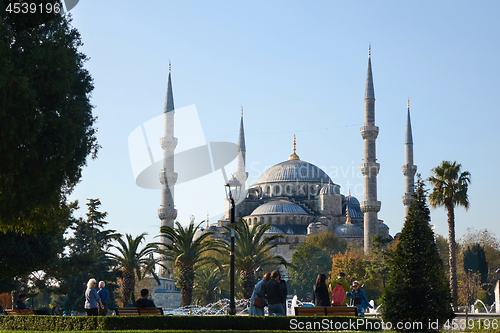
[122,269,136,306]
[447,204,458,311]
[179,265,195,307]
[241,270,255,299]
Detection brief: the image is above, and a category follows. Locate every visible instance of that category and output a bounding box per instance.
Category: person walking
[97,281,110,316]
[84,278,104,316]
[312,273,330,306]
[249,272,270,316]
[277,271,288,313]
[266,270,285,316]
[346,280,372,317]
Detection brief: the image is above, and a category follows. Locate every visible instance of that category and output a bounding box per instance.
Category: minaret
[234,107,248,194]
[360,46,381,254]
[158,62,178,272]
[402,99,417,219]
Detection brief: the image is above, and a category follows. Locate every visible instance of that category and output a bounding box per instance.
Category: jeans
[268,303,285,316]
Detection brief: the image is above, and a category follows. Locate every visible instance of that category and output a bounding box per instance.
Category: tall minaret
[402,99,417,219]
[234,107,248,194]
[360,46,381,254]
[158,62,178,272]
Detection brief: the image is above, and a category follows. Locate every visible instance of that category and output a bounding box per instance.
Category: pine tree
[381,177,453,332]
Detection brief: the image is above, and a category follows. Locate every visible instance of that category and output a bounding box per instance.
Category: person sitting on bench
[14,294,28,310]
[136,289,156,308]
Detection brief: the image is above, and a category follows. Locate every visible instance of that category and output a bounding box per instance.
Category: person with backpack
[249,272,271,316]
[330,272,350,306]
[312,273,330,306]
[346,280,372,317]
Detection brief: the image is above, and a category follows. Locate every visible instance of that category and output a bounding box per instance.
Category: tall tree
[49,199,117,312]
[382,178,453,332]
[0,0,99,233]
[223,219,289,299]
[290,231,348,300]
[158,222,225,306]
[463,244,488,285]
[106,233,161,306]
[428,160,471,309]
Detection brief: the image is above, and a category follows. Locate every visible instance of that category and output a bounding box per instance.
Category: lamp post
[225,175,242,315]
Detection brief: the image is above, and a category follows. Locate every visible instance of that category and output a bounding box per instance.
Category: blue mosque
[159,49,417,266]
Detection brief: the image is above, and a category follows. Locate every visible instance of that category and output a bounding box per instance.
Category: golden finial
[169,60,171,73]
[241,106,243,117]
[288,135,300,161]
[328,179,332,185]
[206,211,209,229]
[368,44,371,57]
[346,205,351,224]
[348,189,351,196]
[407,98,410,109]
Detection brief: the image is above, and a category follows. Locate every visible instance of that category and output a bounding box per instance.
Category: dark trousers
[86,307,98,316]
[99,304,108,316]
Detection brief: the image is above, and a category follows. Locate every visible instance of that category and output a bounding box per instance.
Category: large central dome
[255,159,332,184]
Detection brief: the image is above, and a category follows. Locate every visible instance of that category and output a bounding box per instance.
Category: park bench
[294,306,357,317]
[114,307,163,316]
[5,309,36,315]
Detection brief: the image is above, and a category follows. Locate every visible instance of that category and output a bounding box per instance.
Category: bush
[0,315,382,331]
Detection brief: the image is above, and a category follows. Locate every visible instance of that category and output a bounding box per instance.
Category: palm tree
[158,222,225,306]
[192,266,226,305]
[223,219,289,299]
[106,233,161,306]
[428,161,471,309]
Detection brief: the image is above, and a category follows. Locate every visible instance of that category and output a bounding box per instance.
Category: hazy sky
[67,1,500,246]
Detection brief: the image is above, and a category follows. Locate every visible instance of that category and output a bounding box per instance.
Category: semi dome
[265,226,284,234]
[320,182,341,194]
[251,199,309,215]
[334,223,364,238]
[255,160,332,184]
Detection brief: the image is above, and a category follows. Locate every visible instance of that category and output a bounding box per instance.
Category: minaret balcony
[160,137,178,150]
[402,164,417,176]
[360,126,379,140]
[159,172,178,185]
[158,208,177,220]
[360,162,380,176]
[360,201,381,213]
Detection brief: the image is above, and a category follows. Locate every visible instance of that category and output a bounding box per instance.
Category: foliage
[458,272,483,313]
[192,266,226,306]
[463,244,488,285]
[381,177,453,332]
[0,314,382,331]
[330,249,367,286]
[460,228,500,281]
[48,199,117,312]
[428,160,471,309]
[223,219,290,299]
[0,0,99,233]
[435,234,450,274]
[158,221,225,306]
[106,233,161,306]
[290,231,347,300]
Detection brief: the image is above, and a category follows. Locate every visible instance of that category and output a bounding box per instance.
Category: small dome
[207,225,218,231]
[378,222,389,229]
[251,200,309,215]
[343,194,364,219]
[320,183,341,195]
[334,223,364,238]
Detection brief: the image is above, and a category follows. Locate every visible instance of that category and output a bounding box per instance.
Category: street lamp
[224,175,242,315]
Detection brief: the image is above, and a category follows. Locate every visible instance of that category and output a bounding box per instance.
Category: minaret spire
[158,64,178,275]
[360,47,381,254]
[234,107,248,195]
[288,135,300,161]
[402,99,417,219]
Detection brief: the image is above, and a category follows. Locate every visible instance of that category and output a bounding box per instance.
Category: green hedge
[0,315,382,331]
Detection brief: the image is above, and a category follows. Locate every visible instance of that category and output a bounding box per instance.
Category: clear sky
[67,0,500,246]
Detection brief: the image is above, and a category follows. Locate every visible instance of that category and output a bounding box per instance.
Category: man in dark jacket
[136,289,156,308]
[266,270,285,315]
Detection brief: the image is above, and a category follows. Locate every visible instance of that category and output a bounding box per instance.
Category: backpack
[331,284,346,305]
